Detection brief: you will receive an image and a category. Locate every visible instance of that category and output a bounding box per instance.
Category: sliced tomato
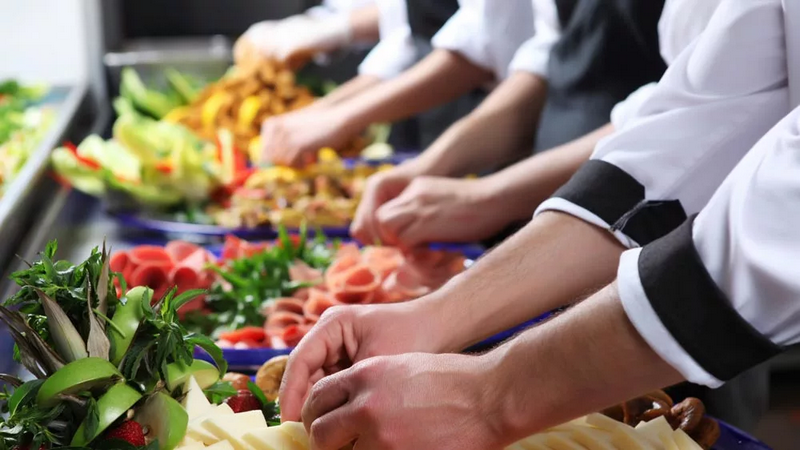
[218,326,268,344]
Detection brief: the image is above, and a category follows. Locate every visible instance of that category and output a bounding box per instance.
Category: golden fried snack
[165,59,317,157]
[256,355,289,402]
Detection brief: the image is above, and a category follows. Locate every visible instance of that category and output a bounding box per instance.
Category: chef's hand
[235,14,353,71]
[301,352,506,450]
[279,302,450,423]
[375,176,511,248]
[261,107,357,167]
[350,164,425,245]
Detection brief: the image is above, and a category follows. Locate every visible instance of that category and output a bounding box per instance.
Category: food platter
[107,151,419,241]
[0,225,774,450]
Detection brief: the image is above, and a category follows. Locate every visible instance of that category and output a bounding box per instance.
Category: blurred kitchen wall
[0,0,89,85]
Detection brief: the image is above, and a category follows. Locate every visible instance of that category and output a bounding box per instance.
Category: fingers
[307,400,361,450]
[351,192,381,245]
[280,323,345,421]
[302,371,351,430]
[375,199,416,247]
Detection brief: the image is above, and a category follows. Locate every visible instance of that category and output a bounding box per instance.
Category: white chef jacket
[610,0,724,129]
[537,0,798,387]
[431,0,551,81]
[309,0,377,17]
[360,0,562,82]
[358,0,418,79]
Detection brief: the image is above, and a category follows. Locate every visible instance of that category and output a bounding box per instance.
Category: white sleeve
[432,0,536,81]
[609,83,658,131]
[657,0,724,64]
[358,0,417,79]
[619,104,800,387]
[507,0,561,78]
[309,0,376,18]
[535,0,790,249]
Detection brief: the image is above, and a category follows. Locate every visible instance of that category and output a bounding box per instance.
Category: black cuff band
[553,160,687,245]
[639,216,783,381]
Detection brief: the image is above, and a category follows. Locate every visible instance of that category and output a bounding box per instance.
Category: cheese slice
[177,441,206,450]
[672,429,703,450]
[585,414,631,433]
[243,426,304,450]
[177,435,205,450]
[206,441,235,450]
[183,376,213,422]
[659,433,681,450]
[277,422,310,449]
[516,432,552,450]
[187,404,235,445]
[635,416,674,445]
[202,411,267,450]
[545,432,588,450]
[571,426,617,450]
[610,427,656,450]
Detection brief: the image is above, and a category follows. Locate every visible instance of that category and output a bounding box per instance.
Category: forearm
[413,71,548,177]
[337,50,493,135]
[421,211,625,352]
[486,283,683,441]
[481,124,615,221]
[313,75,382,109]
[348,4,380,43]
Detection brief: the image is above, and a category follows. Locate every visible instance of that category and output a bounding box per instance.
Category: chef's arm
[406,71,547,178]
[312,75,382,109]
[348,4,381,42]
[421,210,626,353]
[421,0,791,354]
[484,282,683,438]
[334,49,494,137]
[475,123,615,223]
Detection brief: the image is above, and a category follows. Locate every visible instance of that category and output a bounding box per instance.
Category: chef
[278,1,799,448]
[234,0,381,71]
[259,0,540,166]
[350,0,666,246]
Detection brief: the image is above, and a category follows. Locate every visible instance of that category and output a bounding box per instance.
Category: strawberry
[104,420,146,447]
[225,389,262,413]
[13,445,47,450]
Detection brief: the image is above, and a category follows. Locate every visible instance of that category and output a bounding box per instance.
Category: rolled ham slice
[303,289,341,321]
[361,246,404,279]
[281,323,313,347]
[165,240,203,263]
[265,311,305,337]
[129,264,170,303]
[270,298,306,315]
[329,265,381,304]
[381,266,432,303]
[129,246,173,267]
[288,261,323,284]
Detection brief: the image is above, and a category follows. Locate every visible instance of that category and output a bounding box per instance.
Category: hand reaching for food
[299,352,504,450]
[278,302,449,423]
[235,14,353,71]
[350,165,421,245]
[374,176,513,249]
[260,107,357,167]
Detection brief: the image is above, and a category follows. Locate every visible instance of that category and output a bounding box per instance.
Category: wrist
[484,340,552,442]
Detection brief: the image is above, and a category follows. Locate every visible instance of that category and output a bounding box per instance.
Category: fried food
[255,355,289,402]
[209,149,392,229]
[166,60,317,156]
